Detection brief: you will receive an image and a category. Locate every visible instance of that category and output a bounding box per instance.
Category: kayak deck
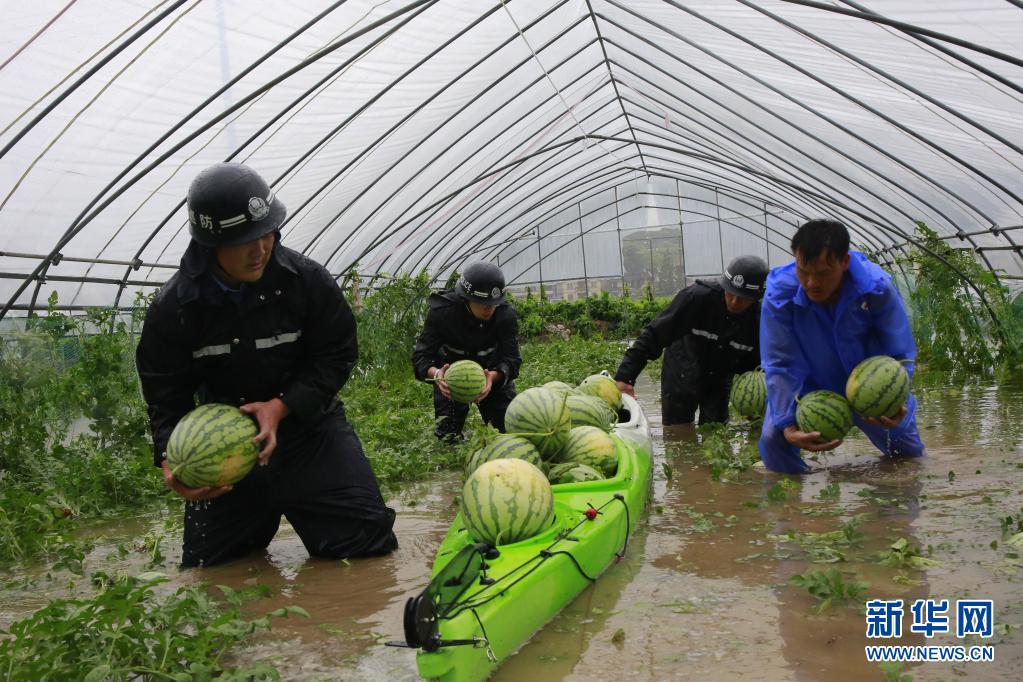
[415,394,652,681]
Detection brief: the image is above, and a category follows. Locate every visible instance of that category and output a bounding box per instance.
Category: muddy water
[3,377,1023,681]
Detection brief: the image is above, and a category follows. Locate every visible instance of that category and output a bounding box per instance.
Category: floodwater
[3,375,1023,681]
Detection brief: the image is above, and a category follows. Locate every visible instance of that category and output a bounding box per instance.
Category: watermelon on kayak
[391,391,653,681]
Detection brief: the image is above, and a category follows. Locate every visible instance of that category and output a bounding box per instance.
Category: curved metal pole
[583,0,647,172]
[609,50,991,235]
[31,0,369,314]
[2,0,436,321]
[837,0,1023,98]
[603,5,998,230]
[109,0,480,309]
[306,15,597,266]
[662,0,1023,212]
[776,0,1023,68]
[600,5,1003,280]
[388,110,628,273]
[0,0,189,161]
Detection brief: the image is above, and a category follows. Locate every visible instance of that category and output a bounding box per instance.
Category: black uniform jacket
[614,279,759,389]
[411,291,521,388]
[136,239,358,467]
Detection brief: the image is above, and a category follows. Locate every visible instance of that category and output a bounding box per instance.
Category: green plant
[789,568,868,613]
[877,538,939,570]
[896,221,1023,380]
[0,573,305,680]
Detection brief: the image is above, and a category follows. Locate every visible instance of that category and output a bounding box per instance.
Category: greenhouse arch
[1,0,1020,317]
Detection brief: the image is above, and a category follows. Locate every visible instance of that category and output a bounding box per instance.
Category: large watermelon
[730,369,766,419]
[444,359,486,404]
[504,387,572,461]
[559,425,618,476]
[577,374,622,410]
[460,458,554,546]
[463,434,542,478]
[565,394,617,431]
[846,355,910,418]
[166,403,258,488]
[547,461,604,484]
[796,390,853,442]
[542,381,576,398]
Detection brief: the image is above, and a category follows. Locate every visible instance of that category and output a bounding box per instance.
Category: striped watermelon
[542,381,576,398]
[460,458,554,546]
[730,369,766,419]
[547,461,604,484]
[846,355,911,418]
[166,403,258,488]
[577,374,621,410]
[464,434,542,478]
[444,359,486,404]
[559,425,618,476]
[504,387,571,461]
[796,390,854,442]
[566,394,617,431]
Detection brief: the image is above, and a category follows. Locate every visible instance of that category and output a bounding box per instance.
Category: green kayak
[397,394,652,681]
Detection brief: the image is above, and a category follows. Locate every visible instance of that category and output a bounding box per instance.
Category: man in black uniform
[136,163,397,568]
[614,255,769,425]
[412,262,521,440]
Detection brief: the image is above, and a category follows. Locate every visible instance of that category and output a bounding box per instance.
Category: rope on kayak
[443,495,634,618]
[613,493,631,560]
[470,608,498,663]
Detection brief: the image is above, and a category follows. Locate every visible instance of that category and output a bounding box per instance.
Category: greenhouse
[1,1,1021,680]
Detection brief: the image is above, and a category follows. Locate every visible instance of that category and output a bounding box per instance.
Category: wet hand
[476,370,502,403]
[861,404,907,429]
[161,459,232,501]
[433,364,452,400]
[616,381,636,398]
[783,425,842,452]
[240,398,290,465]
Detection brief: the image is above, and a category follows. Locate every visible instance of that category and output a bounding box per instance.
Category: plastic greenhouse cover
[0,0,1020,316]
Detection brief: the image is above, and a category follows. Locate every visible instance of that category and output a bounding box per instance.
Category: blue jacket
[760,251,916,432]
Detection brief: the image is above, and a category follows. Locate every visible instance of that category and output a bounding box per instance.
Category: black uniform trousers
[181,407,397,567]
[660,342,731,426]
[433,383,514,440]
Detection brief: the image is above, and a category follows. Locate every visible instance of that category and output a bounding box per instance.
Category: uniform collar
[176,237,296,305]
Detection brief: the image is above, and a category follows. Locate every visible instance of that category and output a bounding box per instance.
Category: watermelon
[559,425,618,476]
[460,458,554,546]
[547,461,604,484]
[846,355,911,418]
[504,387,572,461]
[565,393,617,431]
[730,369,766,419]
[464,434,542,478]
[577,374,622,410]
[542,381,576,398]
[444,359,487,404]
[166,403,258,488]
[796,390,853,442]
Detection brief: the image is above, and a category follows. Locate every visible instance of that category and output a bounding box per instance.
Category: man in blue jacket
[759,219,925,473]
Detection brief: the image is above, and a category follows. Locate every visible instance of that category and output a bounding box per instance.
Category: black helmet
[186,163,286,247]
[455,262,506,304]
[720,255,769,299]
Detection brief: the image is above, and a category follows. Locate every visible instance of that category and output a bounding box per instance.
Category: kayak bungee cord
[443,494,633,620]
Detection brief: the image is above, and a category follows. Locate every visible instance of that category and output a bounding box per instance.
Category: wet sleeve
[490,310,521,386]
[614,288,694,385]
[760,296,808,431]
[281,268,358,420]
[135,304,198,467]
[412,306,444,381]
[871,280,918,380]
